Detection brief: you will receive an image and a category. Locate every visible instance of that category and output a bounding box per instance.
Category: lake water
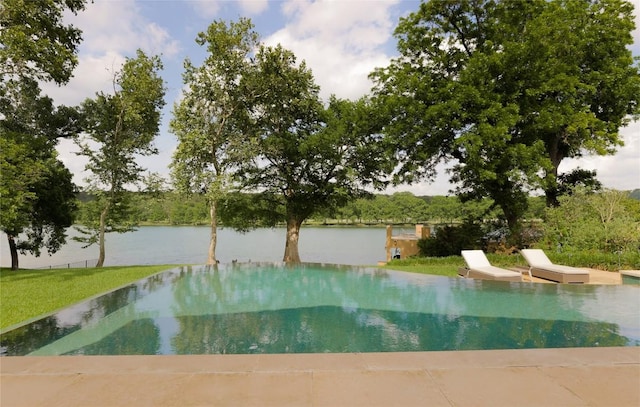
[0,226,396,268]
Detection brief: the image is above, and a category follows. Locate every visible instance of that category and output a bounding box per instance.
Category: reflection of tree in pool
[1,282,152,356]
[0,270,178,356]
[1,316,78,356]
[165,265,633,354]
[412,314,629,350]
[64,318,161,355]
[168,307,630,354]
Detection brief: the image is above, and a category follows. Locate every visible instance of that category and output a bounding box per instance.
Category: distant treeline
[76,191,554,227]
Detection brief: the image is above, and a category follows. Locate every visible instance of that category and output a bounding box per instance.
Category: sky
[44,0,640,196]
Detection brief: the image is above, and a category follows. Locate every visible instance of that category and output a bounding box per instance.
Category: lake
[0,226,398,268]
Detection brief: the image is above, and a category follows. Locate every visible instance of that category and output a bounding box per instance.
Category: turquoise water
[1,264,638,356]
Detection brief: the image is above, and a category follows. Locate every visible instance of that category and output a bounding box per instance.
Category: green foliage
[170,18,261,263]
[556,169,602,199]
[233,44,390,262]
[106,190,547,227]
[0,0,87,84]
[170,18,259,199]
[0,265,174,329]
[0,133,77,257]
[74,193,138,246]
[218,192,284,231]
[418,221,484,257]
[371,0,640,231]
[1,0,86,269]
[75,50,166,266]
[541,189,640,253]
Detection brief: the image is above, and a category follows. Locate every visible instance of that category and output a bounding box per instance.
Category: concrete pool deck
[1,347,639,406]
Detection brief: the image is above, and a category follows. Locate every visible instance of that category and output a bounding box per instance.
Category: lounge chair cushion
[461,250,492,268]
[461,250,522,281]
[533,264,589,274]
[520,249,554,266]
[520,249,589,283]
[471,265,522,278]
[521,249,588,273]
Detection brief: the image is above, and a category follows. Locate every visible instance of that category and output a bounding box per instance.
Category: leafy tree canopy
[0,0,86,84]
[75,50,166,267]
[0,0,86,269]
[170,18,260,264]
[371,0,640,234]
[236,44,391,262]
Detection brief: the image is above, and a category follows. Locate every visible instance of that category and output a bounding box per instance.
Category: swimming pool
[2,264,638,356]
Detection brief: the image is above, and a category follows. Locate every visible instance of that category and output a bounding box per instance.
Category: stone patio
[2,347,639,406]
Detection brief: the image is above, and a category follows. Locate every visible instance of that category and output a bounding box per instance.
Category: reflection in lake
[2,264,638,356]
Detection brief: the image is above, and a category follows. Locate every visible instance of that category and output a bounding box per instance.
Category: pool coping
[2,347,639,406]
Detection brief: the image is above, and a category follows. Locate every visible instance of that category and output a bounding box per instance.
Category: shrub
[418,220,484,257]
[542,189,640,253]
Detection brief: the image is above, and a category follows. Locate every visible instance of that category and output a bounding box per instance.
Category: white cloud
[56,138,88,186]
[47,0,181,186]
[240,0,269,14]
[188,0,221,18]
[43,1,181,106]
[68,0,180,58]
[265,0,400,100]
[42,51,126,105]
[559,121,640,191]
[188,0,267,17]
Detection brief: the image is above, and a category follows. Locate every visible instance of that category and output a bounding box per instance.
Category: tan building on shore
[385,224,430,262]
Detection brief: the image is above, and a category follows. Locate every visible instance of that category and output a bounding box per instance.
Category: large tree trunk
[96,204,109,268]
[545,134,564,207]
[8,234,19,270]
[207,201,217,265]
[283,212,302,263]
[498,197,526,247]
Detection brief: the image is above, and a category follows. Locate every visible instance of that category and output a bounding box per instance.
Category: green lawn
[380,255,462,277]
[0,265,176,330]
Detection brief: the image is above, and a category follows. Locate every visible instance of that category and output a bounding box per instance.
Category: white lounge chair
[459,250,524,282]
[520,249,589,283]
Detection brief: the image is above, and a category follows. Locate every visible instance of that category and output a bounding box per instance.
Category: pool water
[1,264,639,356]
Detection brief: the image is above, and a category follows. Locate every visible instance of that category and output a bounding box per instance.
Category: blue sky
[45,0,640,195]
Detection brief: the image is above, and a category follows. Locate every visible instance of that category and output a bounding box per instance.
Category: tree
[170,18,260,265]
[371,0,640,234]
[0,0,86,269]
[556,169,602,198]
[0,129,76,270]
[75,50,165,267]
[238,45,389,262]
[0,0,86,84]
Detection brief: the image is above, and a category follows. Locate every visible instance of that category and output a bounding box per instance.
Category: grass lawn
[380,253,526,277]
[381,256,461,277]
[0,265,176,330]
[381,250,639,274]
